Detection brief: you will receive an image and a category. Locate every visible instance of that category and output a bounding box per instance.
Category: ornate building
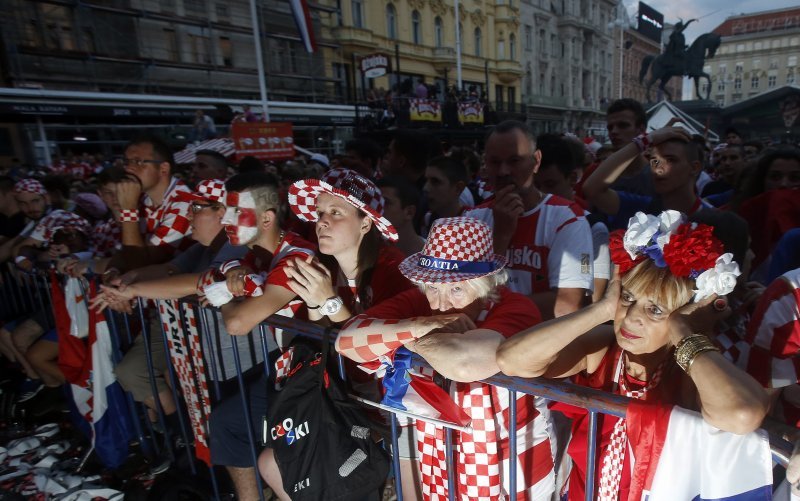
[317,0,524,112]
[706,6,800,107]
[519,0,617,137]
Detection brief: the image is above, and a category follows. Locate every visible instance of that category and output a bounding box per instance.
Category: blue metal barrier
[5,268,795,501]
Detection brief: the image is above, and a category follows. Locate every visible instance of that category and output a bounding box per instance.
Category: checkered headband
[288,168,398,241]
[14,179,47,196]
[399,216,508,284]
[175,179,227,205]
[43,212,92,243]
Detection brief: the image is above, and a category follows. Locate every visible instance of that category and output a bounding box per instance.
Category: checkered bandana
[597,351,666,501]
[176,179,227,205]
[399,217,507,284]
[40,212,92,243]
[288,168,398,241]
[14,179,47,196]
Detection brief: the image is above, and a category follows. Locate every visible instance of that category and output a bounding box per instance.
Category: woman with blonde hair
[496,210,770,500]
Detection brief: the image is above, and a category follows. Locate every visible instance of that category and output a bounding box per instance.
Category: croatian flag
[627,401,773,501]
[363,347,470,428]
[289,0,316,53]
[51,275,132,468]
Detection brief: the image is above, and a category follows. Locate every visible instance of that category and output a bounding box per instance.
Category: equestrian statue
[639,19,721,102]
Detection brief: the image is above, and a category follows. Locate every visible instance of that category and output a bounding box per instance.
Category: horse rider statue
[665,18,697,74]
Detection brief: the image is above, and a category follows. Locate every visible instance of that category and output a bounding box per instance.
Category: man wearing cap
[466,120,594,320]
[91,179,247,442]
[336,217,556,501]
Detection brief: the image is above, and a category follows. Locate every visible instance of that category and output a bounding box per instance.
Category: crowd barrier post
[508,390,517,501]
[229,331,267,501]
[258,324,271,382]
[389,416,403,501]
[162,303,200,475]
[104,306,152,458]
[445,426,456,501]
[585,411,599,501]
[197,308,222,401]
[135,298,173,459]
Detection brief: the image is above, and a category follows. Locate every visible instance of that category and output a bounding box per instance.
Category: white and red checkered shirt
[142,177,193,249]
[91,217,121,258]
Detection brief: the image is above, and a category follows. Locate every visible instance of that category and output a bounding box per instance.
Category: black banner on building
[637,2,664,43]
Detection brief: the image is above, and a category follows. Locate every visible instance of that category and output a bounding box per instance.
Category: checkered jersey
[465,194,594,295]
[91,217,121,258]
[744,268,800,389]
[143,177,193,249]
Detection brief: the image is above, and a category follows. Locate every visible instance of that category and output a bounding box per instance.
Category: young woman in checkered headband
[496,210,770,500]
[336,216,558,501]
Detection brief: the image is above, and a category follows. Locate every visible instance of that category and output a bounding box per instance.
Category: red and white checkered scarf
[596,351,665,500]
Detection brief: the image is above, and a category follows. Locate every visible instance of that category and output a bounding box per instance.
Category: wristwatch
[317,296,344,316]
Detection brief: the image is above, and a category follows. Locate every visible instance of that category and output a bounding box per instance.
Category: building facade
[317,0,523,113]
[705,7,800,107]
[519,0,617,137]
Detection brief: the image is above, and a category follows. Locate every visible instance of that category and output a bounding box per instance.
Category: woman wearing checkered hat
[496,210,770,500]
[259,168,415,500]
[335,216,557,501]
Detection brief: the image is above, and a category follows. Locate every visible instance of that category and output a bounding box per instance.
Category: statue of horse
[639,32,721,102]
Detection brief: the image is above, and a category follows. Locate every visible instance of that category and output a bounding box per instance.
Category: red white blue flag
[627,401,772,500]
[52,275,132,468]
[289,0,316,53]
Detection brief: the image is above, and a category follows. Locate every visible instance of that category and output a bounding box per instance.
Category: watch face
[322,297,342,315]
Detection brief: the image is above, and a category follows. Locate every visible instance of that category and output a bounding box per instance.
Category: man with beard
[465,120,594,320]
[0,179,51,263]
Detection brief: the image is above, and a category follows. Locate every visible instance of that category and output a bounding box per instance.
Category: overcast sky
[621,0,797,100]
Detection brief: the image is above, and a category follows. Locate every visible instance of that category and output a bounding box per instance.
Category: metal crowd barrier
[0,267,794,501]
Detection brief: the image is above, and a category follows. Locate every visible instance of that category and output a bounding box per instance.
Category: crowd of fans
[0,96,799,500]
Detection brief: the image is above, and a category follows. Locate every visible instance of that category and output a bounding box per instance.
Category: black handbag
[265,329,390,500]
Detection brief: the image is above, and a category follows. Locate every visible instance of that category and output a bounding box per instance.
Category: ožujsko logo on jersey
[505,246,543,269]
[270,417,311,445]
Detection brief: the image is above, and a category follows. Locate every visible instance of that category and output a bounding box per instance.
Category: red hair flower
[609,229,644,275]
[662,223,724,278]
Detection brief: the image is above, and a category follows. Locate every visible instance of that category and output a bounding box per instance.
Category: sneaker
[17,379,43,403]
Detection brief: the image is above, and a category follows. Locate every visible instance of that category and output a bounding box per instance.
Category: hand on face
[285,254,334,308]
[648,126,691,146]
[667,293,730,346]
[491,184,524,235]
[116,175,143,211]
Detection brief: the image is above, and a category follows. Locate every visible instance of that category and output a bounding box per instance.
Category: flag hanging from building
[51,275,132,468]
[626,401,772,500]
[289,0,317,53]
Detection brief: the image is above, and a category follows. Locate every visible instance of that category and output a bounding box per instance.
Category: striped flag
[627,401,772,500]
[289,0,317,53]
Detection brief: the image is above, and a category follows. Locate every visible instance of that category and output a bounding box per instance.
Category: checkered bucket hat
[288,168,398,241]
[176,179,227,205]
[14,179,47,196]
[399,216,507,284]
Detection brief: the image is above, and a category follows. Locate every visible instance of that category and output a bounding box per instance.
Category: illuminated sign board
[637,2,664,43]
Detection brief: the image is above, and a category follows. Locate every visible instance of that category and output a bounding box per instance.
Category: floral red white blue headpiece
[609,210,741,302]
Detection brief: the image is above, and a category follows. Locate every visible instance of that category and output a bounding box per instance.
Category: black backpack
[265,330,390,500]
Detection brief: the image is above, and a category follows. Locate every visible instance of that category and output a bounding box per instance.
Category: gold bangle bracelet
[674,334,719,373]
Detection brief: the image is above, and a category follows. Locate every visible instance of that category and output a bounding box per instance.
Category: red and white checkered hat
[175,179,227,205]
[399,216,507,284]
[288,168,398,241]
[13,179,47,196]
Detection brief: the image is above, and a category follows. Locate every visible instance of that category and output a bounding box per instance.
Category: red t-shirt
[332,244,415,314]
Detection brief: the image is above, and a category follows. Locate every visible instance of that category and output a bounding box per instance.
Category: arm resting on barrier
[411,328,505,382]
[335,313,476,363]
[106,273,200,301]
[497,299,616,379]
[220,284,296,336]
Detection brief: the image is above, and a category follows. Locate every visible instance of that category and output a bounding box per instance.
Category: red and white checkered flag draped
[158,299,212,465]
